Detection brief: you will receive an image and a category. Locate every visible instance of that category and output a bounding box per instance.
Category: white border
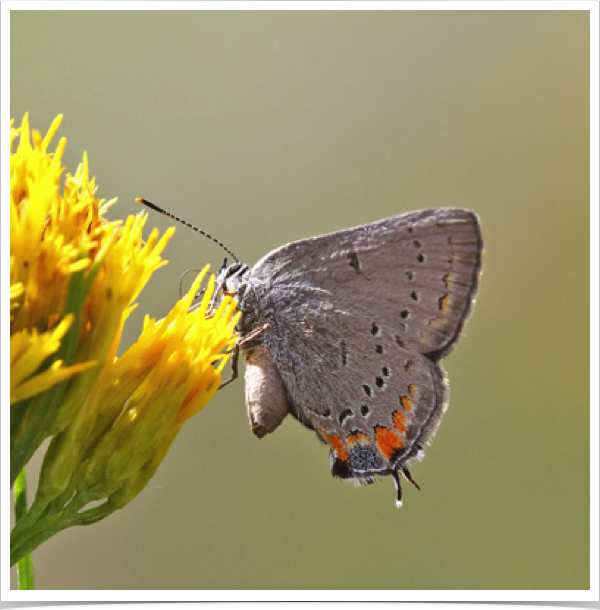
[1,1,600,601]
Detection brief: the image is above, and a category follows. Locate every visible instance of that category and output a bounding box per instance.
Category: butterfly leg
[218,323,271,390]
[401,467,421,491]
[392,467,422,507]
[218,344,240,390]
[391,470,403,508]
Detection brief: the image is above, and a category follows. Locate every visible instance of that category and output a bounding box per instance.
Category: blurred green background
[10,10,590,590]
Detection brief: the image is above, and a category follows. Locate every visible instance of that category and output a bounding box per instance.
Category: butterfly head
[215,259,250,298]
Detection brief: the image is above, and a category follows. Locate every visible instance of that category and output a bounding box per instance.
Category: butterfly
[215,208,483,506]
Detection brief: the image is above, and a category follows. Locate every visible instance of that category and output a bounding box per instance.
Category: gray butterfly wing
[248,287,449,481]
[243,208,482,487]
[250,208,482,360]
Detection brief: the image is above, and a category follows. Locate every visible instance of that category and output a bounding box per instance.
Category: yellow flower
[10,113,177,481]
[10,315,95,404]
[10,114,239,567]
[33,266,238,518]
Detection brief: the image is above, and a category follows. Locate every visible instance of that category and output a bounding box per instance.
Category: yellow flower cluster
[10,115,100,404]
[10,114,239,566]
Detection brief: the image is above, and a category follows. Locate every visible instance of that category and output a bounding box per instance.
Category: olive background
[10,10,590,590]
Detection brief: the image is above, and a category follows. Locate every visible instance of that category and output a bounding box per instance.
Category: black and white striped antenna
[136,198,239,263]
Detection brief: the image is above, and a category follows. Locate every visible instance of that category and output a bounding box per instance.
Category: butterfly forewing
[251,208,482,358]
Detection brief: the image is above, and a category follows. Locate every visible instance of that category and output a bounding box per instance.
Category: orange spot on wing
[375,426,404,460]
[393,411,407,434]
[408,384,416,398]
[318,428,348,461]
[439,293,451,314]
[426,317,446,330]
[347,431,369,448]
[401,396,415,411]
[443,270,458,289]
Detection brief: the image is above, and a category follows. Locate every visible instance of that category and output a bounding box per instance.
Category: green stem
[11,514,71,567]
[14,469,35,589]
[11,493,82,567]
[9,491,111,567]
[17,554,34,590]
